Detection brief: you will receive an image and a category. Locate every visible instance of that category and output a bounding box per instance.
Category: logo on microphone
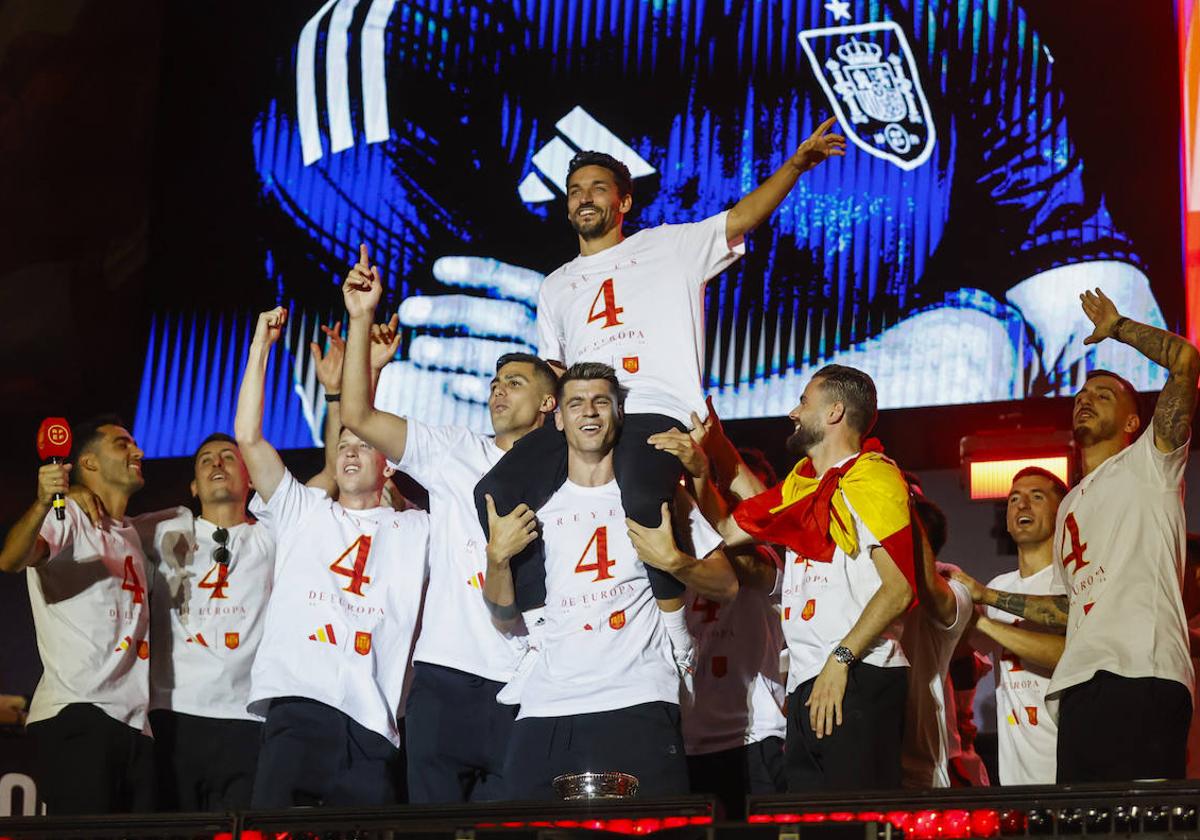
[46,424,69,447]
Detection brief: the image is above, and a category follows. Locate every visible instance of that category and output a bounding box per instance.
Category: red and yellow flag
[733,438,916,597]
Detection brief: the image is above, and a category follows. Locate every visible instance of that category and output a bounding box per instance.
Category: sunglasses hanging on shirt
[212,527,231,566]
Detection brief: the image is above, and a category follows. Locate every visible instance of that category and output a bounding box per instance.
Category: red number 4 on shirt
[587,279,624,328]
[330,535,373,596]
[198,562,230,600]
[121,555,145,604]
[575,526,615,582]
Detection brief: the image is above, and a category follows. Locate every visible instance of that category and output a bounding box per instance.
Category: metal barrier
[5,783,1200,839]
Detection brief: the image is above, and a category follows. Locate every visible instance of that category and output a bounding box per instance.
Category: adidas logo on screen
[518,107,656,204]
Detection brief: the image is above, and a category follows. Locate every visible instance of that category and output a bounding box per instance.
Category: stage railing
[4,782,1200,839]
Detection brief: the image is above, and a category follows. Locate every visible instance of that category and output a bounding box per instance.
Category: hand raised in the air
[369,313,401,372]
[253,306,288,347]
[790,117,847,172]
[343,243,384,319]
[310,321,346,393]
[1080,287,1123,345]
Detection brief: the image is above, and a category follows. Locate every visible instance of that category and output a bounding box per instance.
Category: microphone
[37,418,73,521]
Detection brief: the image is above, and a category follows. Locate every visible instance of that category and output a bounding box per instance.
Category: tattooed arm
[1081,288,1200,452]
[951,569,1070,627]
[982,589,1070,628]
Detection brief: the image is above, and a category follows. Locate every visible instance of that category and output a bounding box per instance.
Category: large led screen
[134,0,1184,456]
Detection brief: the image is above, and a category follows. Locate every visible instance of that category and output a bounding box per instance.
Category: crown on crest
[835,37,883,66]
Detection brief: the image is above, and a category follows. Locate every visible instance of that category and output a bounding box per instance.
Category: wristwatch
[831,645,856,666]
[324,392,341,403]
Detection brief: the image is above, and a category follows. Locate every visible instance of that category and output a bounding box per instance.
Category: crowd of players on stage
[3,119,1199,817]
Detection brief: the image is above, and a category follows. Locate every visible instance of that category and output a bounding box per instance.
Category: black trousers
[404,662,517,802]
[503,701,689,801]
[474,414,687,608]
[785,664,907,792]
[148,709,261,812]
[250,697,404,808]
[687,736,786,820]
[1057,670,1192,783]
[27,702,155,815]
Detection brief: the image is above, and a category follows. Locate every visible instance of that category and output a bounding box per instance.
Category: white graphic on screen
[519,107,657,204]
[799,22,936,171]
[297,0,396,165]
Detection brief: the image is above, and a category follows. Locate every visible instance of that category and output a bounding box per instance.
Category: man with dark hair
[567,151,633,200]
[474,125,847,683]
[482,362,738,800]
[0,416,155,814]
[962,288,1199,782]
[900,491,985,788]
[954,466,1068,784]
[341,255,558,802]
[129,431,275,811]
[678,366,916,791]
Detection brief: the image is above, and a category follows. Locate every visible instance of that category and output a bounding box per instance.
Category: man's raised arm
[342,243,410,464]
[725,116,846,242]
[1080,288,1200,453]
[914,520,959,629]
[233,307,288,503]
[648,402,764,549]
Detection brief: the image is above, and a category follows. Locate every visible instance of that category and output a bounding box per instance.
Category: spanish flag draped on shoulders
[732,438,918,597]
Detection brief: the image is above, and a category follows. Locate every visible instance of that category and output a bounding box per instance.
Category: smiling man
[235,306,431,807]
[341,251,559,802]
[953,467,1068,785]
[130,434,275,812]
[963,289,1200,782]
[0,416,154,814]
[482,362,738,800]
[474,128,844,672]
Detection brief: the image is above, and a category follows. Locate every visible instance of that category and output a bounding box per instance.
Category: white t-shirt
[394,419,526,682]
[536,212,744,424]
[683,550,787,755]
[134,507,275,722]
[900,573,973,789]
[248,471,430,747]
[1047,432,1194,707]
[984,564,1064,786]
[779,497,909,693]
[28,500,152,732]
[517,480,724,719]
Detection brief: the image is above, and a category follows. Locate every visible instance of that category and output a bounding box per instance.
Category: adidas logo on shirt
[308,623,337,645]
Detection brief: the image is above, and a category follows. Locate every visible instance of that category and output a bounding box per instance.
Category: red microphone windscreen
[37,417,73,461]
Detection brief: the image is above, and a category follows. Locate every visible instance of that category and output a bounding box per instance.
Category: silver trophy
[552,771,640,800]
